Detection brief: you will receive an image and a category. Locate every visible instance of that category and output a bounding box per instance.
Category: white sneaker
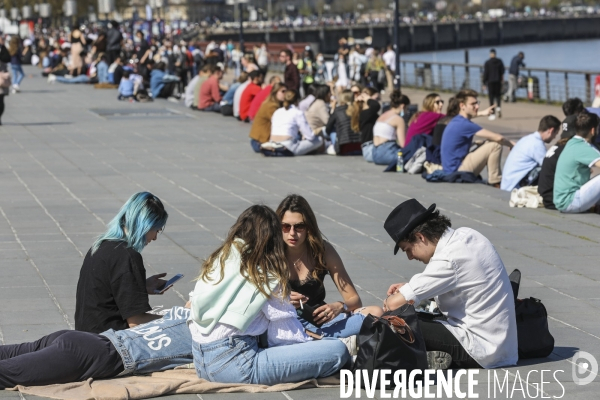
[488,114,496,121]
[326,144,336,155]
[339,335,358,356]
[47,74,56,84]
[12,84,19,92]
[167,96,180,103]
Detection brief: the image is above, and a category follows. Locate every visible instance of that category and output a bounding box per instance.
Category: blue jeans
[562,174,600,213]
[56,75,90,84]
[298,312,365,338]
[200,102,221,112]
[101,306,193,375]
[192,335,349,385]
[11,64,24,85]
[250,139,262,153]
[372,141,401,165]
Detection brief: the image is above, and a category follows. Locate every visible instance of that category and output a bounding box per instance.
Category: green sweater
[190,239,276,335]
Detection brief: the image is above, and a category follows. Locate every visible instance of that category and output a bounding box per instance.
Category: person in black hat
[382,199,518,370]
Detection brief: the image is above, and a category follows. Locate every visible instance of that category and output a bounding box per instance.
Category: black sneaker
[427,351,452,370]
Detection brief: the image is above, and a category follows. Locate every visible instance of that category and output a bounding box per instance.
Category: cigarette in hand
[299,299,304,309]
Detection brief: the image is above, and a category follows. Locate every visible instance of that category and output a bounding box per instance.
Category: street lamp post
[239,0,244,53]
[393,0,401,90]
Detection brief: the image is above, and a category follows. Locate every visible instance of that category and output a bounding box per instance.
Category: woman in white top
[371,90,411,165]
[189,205,349,384]
[269,89,324,156]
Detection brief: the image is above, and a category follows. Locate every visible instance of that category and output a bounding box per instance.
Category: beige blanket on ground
[9,369,341,400]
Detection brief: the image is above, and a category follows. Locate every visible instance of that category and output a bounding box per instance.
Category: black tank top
[289,269,329,307]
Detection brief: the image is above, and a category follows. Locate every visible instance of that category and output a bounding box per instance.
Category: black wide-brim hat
[384,199,436,255]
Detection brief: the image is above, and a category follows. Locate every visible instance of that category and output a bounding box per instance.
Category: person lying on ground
[0,306,192,389]
[500,115,561,191]
[75,192,170,334]
[276,194,383,338]
[189,205,349,385]
[383,199,518,370]
[267,89,323,156]
[440,89,515,187]
[371,90,410,165]
[553,111,600,213]
[249,82,286,152]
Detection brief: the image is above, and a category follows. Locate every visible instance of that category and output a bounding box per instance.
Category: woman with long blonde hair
[276,195,383,340]
[404,92,446,146]
[324,89,362,155]
[189,205,349,384]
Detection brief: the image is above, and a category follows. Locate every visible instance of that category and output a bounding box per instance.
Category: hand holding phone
[154,274,184,294]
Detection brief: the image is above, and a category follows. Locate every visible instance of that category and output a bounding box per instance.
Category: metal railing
[399,60,600,104]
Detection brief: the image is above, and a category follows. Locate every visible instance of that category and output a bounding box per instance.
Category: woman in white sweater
[268,89,323,156]
[189,205,349,384]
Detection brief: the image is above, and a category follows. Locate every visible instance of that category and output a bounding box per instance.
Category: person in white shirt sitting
[266,89,324,156]
[383,199,518,370]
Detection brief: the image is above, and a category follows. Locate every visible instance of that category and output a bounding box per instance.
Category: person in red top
[239,70,265,122]
[248,76,280,121]
[198,66,223,112]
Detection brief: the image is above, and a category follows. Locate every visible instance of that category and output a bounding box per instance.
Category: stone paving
[0,67,597,399]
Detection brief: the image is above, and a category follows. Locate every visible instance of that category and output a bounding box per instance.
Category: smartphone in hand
[154,274,184,294]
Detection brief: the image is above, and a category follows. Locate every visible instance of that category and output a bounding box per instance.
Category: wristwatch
[339,301,349,313]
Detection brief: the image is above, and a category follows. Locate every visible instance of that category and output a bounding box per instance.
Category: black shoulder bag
[510,269,555,358]
[353,303,428,387]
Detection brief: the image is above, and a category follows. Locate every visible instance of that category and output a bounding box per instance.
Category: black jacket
[326,105,361,153]
[483,57,505,84]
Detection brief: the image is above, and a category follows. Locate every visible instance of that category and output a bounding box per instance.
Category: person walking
[483,49,504,120]
[507,52,525,103]
[8,36,24,94]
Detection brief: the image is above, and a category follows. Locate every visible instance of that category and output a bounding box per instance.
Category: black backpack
[509,269,555,359]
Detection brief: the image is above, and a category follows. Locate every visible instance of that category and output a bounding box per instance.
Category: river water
[398,39,600,102]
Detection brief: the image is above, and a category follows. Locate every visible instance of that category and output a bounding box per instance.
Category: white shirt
[184,75,200,108]
[270,105,315,141]
[400,228,518,369]
[189,294,310,347]
[383,50,396,71]
[233,80,251,117]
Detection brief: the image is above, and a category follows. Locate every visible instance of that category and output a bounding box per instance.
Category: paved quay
[0,67,597,399]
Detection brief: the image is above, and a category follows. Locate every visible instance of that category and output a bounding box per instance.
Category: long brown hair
[8,37,19,56]
[276,194,327,284]
[267,82,287,104]
[283,89,300,110]
[337,90,360,133]
[198,205,289,298]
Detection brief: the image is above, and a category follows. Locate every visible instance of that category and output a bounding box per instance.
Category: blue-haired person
[75,192,169,334]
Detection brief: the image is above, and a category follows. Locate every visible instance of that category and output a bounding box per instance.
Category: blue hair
[92,192,168,254]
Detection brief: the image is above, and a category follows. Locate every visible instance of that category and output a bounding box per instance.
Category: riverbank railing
[400,60,599,104]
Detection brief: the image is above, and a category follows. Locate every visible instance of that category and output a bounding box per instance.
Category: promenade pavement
[0,67,597,399]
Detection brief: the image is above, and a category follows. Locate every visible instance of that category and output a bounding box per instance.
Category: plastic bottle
[396,151,404,173]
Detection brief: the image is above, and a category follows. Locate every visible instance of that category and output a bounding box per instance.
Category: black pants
[418,315,482,369]
[157,82,177,99]
[0,95,5,124]
[0,330,123,388]
[488,81,502,109]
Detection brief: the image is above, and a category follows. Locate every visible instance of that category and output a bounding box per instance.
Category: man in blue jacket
[507,52,525,103]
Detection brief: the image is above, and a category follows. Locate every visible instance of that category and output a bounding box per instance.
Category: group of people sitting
[0,191,518,388]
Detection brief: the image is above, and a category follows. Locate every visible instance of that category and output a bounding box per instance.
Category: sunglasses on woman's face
[282,223,307,233]
[435,100,444,105]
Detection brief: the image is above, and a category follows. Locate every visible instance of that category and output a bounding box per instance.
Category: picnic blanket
[8,369,341,400]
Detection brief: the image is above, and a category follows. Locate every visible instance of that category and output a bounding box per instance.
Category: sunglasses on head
[282,223,307,233]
